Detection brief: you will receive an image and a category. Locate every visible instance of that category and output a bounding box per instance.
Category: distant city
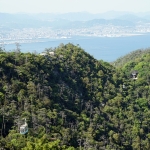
[1,24,150,44]
[0,11,150,45]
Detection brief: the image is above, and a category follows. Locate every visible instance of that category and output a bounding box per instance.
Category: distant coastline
[0,33,145,45]
[3,34,150,62]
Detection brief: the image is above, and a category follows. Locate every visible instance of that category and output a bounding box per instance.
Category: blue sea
[4,34,150,62]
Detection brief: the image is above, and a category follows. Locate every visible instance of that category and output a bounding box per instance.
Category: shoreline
[0,33,145,45]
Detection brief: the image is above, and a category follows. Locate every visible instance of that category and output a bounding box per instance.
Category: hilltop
[0,44,150,149]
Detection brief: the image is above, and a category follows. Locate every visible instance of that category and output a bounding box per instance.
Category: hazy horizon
[0,0,150,14]
[1,10,150,15]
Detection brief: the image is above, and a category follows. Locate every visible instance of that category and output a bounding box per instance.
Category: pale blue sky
[0,0,150,14]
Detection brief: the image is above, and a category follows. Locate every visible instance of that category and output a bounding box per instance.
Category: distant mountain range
[31,11,150,21]
[0,11,150,30]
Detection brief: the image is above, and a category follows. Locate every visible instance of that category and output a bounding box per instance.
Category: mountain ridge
[0,11,150,28]
[0,44,150,149]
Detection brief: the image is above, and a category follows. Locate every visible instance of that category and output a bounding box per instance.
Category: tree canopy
[0,44,150,149]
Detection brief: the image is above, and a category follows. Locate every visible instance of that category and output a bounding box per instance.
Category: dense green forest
[112,48,150,68]
[0,44,150,149]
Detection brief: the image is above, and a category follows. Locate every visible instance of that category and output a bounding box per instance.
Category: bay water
[4,34,150,62]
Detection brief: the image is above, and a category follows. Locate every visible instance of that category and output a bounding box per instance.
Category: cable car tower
[20,118,28,135]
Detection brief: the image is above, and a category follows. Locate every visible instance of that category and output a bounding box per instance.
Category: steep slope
[112,52,150,150]
[0,44,150,149]
[0,44,119,149]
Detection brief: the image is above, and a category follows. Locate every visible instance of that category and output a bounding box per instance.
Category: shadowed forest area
[0,44,150,149]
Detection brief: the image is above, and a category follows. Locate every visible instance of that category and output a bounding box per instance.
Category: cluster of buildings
[0,23,150,44]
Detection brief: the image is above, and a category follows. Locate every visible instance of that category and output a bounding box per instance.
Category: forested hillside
[112,48,150,68]
[0,44,150,149]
